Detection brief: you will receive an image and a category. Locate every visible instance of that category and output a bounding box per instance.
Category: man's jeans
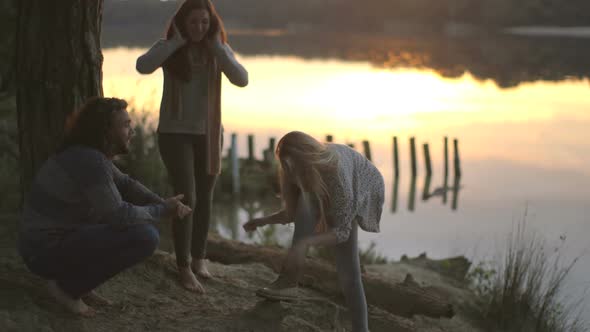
[19,223,159,299]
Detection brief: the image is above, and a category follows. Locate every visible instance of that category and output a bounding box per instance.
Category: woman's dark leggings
[292,194,369,332]
[158,133,217,268]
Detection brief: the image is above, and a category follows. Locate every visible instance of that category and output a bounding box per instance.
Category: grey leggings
[292,194,369,332]
[158,133,217,268]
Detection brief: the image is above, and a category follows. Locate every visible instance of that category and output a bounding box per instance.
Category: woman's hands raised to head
[164,194,192,219]
[171,22,187,45]
[205,29,223,51]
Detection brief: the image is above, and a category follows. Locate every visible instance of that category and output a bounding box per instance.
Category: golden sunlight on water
[103,47,590,175]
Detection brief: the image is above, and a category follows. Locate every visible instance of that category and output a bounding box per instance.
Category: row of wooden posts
[227,133,463,212]
[325,135,462,180]
[228,134,277,195]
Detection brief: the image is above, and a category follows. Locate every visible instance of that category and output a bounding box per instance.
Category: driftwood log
[401,252,472,282]
[206,234,454,321]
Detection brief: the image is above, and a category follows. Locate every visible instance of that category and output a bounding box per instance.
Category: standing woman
[243,131,384,332]
[136,0,248,292]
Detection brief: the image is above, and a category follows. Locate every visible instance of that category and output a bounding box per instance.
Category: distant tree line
[1,0,590,95]
[103,0,590,33]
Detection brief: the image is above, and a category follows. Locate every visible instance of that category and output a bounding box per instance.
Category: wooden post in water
[228,198,240,240]
[423,143,432,176]
[453,138,461,178]
[410,137,417,177]
[444,137,449,180]
[443,137,449,204]
[391,175,399,213]
[408,175,417,212]
[326,135,333,143]
[230,133,240,195]
[362,140,372,161]
[393,136,399,178]
[269,137,276,155]
[263,137,276,163]
[247,134,255,161]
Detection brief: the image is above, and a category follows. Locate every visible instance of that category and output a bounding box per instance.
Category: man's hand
[164,194,192,219]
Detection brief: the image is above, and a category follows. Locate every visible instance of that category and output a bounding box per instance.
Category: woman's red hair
[163,0,227,82]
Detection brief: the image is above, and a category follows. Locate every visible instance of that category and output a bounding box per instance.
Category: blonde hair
[276,131,339,233]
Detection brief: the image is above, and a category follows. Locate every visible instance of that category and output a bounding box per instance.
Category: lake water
[102,32,590,319]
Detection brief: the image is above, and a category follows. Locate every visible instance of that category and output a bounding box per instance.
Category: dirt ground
[0,215,486,332]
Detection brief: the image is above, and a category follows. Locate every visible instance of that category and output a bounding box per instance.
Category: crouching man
[18,97,191,316]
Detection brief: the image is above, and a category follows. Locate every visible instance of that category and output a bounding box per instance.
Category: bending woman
[243,131,384,332]
[136,0,248,292]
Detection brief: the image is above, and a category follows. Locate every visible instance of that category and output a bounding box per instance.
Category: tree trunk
[16,0,104,194]
[206,234,455,319]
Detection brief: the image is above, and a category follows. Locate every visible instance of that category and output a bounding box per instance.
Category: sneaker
[269,274,297,289]
[256,286,302,301]
[256,274,300,301]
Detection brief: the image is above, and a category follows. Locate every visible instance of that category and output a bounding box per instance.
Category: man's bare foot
[179,267,205,293]
[47,280,96,317]
[191,259,212,279]
[83,290,112,306]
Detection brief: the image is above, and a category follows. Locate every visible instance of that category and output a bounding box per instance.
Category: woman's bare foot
[83,290,112,306]
[191,259,212,279]
[47,280,96,317]
[179,267,205,293]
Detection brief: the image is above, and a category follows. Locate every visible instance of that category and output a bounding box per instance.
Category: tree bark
[206,233,455,319]
[16,0,104,193]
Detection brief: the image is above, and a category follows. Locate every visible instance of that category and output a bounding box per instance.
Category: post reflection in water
[391,175,399,213]
[422,174,432,201]
[451,176,461,211]
[408,175,417,212]
[391,171,462,213]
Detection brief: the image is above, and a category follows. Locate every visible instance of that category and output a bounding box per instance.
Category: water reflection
[408,176,417,212]
[212,195,284,244]
[393,173,462,213]
[103,47,590,178]
[391,175,399,213]
[103,30,590,88]
[451,177,461,211]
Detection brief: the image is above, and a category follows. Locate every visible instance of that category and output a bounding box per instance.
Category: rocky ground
[0,215,486,332]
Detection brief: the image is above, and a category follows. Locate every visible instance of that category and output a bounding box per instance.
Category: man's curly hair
[59,97,128,153]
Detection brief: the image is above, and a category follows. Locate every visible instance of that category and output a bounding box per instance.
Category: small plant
[481,209,586,332]
[466,261,496,298]
[114,109,172,198]
[359,241,388,265]
[258,224,280,247]
[309,240,388,265]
